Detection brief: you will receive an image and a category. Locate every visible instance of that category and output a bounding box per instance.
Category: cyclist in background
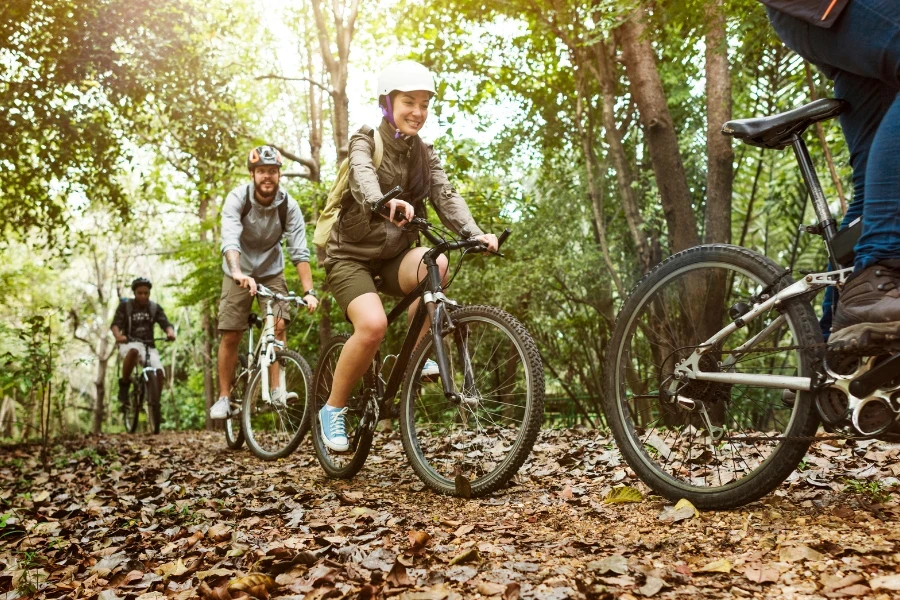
[211,145,319,420]
[760,0,900,354]
[317,60,498,452]
[110,277,176,406]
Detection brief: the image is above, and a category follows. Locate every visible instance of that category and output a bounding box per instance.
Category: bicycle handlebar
[373,187,512,253]
[255,284,308,307]
[125,336,171,344]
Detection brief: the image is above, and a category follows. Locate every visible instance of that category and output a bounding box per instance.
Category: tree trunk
[616,8,700,254]
[704,0,734,245]
[92,334,111,435]
[587,40,651,270]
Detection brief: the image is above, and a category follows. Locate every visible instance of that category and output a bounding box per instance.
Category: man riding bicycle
[211,145,319,420]
[761,0,900,354]
[110,277,176,406]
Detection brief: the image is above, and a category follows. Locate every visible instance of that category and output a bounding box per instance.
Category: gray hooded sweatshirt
[220,182,310,279]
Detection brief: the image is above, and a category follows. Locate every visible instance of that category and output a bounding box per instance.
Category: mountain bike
[121,337,169,434]
[311,200,545,498]
[603,98,900,510]
[227,284,313,461]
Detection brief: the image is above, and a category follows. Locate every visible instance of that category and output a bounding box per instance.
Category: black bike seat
[722,98,847,149]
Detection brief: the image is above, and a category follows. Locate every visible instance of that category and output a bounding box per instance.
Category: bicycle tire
[242,349,312,460]
[145,371,161,434]
[603,244,822,510]
[399,305,545,497]
[310,334,377,479]
[225,354,248,450]
[123,375,141,434]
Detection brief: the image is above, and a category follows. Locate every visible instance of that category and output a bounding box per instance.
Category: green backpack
[313,126,384,248]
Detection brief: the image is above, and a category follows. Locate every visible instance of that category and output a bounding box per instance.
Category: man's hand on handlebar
[303,294,319,313]
[232,271,258,296]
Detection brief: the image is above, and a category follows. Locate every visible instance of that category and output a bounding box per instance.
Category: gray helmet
[247,145,283,170]
[131,277,152,291]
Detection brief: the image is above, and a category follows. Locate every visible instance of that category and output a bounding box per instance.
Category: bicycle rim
[310,335,375,478]
[242,349,311,460]
[123,378,141,433]
[604,245,820,508]
[400,305,544,497]
[225,356,247,450]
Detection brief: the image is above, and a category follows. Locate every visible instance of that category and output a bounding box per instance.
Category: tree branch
[255,73,332,95]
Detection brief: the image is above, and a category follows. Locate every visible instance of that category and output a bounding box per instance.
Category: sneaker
[421,359,440,381]
[118,377,130,404]
[830,262,900,355]
[270,387,298,407]
[319,404,349,452]
[210,396,231,420]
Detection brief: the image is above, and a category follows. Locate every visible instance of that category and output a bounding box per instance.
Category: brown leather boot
[829,261,900,355]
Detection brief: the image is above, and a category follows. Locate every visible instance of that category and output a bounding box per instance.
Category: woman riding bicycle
[318,60,498,452]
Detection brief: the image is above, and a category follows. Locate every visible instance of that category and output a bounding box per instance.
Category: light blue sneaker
[421,358,440,381]
[319,404,349,452]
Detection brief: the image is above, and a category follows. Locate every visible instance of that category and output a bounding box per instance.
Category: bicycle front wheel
[242,349,312,460]
[145,372,161,434]
[310,335,377,479]
[123,376,141,433]
[603,244,822,509]
[400,305,545,497]
[225,354,248,450]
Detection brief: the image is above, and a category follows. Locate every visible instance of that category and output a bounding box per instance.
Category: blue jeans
[768,0,900,271]
[768,0,900,336]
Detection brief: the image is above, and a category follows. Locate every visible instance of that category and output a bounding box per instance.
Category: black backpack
[241,184,288,233]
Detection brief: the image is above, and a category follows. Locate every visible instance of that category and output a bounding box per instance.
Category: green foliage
[843,479,892,504]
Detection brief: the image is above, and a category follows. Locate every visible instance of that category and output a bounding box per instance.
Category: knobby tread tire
[242,349,312,461]
[146,372,161,434]
[225,354,248,450]
[399,304,545,498]
[311,334,375,479]
[602,244,822,510]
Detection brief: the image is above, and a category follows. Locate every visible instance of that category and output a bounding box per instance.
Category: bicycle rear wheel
[145,372,161,434]
[225,354,248,450]
[400,305,545,497]
[603,244,822,509]
[242,349,312,460]
[310,334,377,478]
[123,376,141,433]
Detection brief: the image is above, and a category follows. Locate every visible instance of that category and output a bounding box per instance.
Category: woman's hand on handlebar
[474,233,499,253]
[380,199,414,226]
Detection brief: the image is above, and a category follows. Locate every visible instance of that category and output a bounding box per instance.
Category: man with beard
[111,277,176,407]
[211,145,319,420]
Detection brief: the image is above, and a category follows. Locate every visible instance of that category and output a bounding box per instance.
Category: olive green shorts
[324,250,413,315]
[217,273,292,332]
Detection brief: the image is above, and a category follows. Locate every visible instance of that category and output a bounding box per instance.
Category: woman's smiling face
[392,90,431,136]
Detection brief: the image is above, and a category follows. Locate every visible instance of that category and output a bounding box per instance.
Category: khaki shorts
[119,342,163,370]
[324,249,412,315]
[218,273,292,332]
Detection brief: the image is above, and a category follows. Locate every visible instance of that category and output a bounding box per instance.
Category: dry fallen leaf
[408,530,431,555]
[740,564,779,583]
[870,574,900,591]
[449,547,481,565]
[386,560,412,586]
[587,554,628,575]
[476,581,506,596]
[228,573,276,594]
[697,559,732,573]
[603,486,642,504]
[778,544,824,563]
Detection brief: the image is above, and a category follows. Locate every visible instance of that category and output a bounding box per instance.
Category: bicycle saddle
[722,98,847,149]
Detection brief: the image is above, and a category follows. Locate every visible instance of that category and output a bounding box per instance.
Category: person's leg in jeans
[767,0,900,352]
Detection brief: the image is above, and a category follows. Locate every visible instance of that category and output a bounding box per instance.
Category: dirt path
[1,430,898,599]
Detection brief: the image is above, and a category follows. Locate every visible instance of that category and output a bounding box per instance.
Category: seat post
[789,134,839,251]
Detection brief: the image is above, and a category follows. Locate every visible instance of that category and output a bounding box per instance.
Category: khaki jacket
[326,119,483,262]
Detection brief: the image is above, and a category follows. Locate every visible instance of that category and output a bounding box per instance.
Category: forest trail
[1,430,899,599]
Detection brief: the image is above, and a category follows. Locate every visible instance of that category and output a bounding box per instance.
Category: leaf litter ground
[1,429,899,599]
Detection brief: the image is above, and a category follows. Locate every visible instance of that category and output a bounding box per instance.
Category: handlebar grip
[373,186,403,216]
[497,228,512,248]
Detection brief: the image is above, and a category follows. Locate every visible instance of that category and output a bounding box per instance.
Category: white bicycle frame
[669,266,853,395]
[247,284,304,403]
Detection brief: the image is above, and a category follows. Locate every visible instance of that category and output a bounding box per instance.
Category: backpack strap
[241,183,287,233]
[125,298,133,338]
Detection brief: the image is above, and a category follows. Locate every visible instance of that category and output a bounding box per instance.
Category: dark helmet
[247,145,283,170]
[131,277,152,291]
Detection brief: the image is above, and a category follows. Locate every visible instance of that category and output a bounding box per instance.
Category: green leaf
[603,486,643,504]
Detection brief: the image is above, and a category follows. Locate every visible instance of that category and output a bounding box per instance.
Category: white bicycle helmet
[376,60,436,97]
